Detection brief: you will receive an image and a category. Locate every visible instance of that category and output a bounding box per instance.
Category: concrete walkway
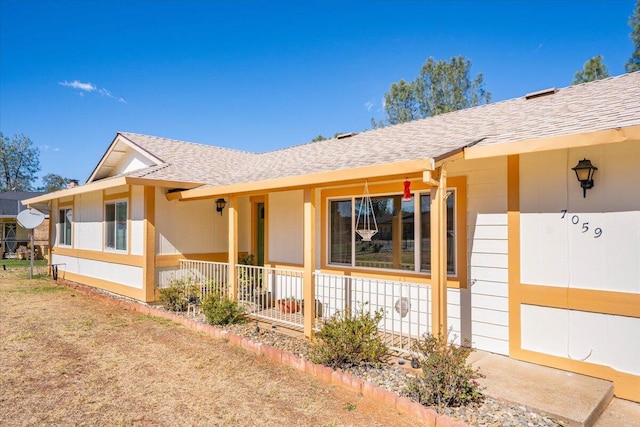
[468,351,640,427]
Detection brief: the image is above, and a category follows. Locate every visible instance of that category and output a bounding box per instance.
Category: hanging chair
[355,181,378,242]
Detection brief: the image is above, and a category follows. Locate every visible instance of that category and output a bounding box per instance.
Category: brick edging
[55,279,468,427]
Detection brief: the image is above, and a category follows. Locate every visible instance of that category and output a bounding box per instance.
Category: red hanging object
[403,179,411,200]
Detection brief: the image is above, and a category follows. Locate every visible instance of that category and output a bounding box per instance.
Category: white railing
[175,260,430,354]
[314,273,430,353]
[237,264,305,329]
[177,259,229,298]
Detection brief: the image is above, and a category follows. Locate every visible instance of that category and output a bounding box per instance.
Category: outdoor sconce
[571,158,598,198]
[215,198,227,215]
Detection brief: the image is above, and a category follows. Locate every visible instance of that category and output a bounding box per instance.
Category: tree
[626,0,640,72]
[311,135,328,142]
[0,132,40,192]
[383,56,491,125]
[383,79,420,125]
[573,55,610,84]
[40,173,71,192]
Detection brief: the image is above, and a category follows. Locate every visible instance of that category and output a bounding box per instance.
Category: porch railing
[175,259,430,354]
[314,273,430,353]
[177,260,229,298]
[237,264,305,329]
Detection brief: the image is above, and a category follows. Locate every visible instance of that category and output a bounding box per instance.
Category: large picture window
[105,200,127,251]
[328,190,456,275]
[59,208,72,246]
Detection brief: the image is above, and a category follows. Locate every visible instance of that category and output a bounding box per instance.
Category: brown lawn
[0,268,417,427]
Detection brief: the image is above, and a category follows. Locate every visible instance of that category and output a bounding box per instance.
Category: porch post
[303,188,316,338]
[228,195,238,301]
[143,186,156,302]
[429,167,448,337]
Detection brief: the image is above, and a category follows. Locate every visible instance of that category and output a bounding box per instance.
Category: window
[105,201,127,251]
[328,190,456,275]
[59,208,72,246]
[420,191,456,275]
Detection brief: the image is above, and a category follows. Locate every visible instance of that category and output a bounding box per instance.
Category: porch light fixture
[215,198,227,215]
[571,158,598,198]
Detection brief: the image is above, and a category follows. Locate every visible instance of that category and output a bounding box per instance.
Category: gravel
[221,322,568,427]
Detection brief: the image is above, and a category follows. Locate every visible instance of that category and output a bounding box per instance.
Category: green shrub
[310,305,388,368]
[158,278,199,311]
[406,331,483,408]
[202,292,246,325]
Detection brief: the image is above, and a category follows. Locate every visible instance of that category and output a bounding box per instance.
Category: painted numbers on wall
[561,210,603,238]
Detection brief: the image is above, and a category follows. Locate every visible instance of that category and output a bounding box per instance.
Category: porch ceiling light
[215,198,227,215]
[571,158,597,198]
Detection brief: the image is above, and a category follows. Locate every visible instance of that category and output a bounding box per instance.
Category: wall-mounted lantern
[215,198,227,215]
[571,158,598,198]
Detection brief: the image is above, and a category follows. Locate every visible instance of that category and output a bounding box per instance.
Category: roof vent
[525,87,558,100]
[336,132,357,139]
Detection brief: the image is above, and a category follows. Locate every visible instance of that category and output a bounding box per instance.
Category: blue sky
[0,0,636,186]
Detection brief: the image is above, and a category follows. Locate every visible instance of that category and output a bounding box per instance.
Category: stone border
[57,279,469,427]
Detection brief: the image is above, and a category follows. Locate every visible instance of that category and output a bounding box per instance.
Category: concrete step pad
[468,351,614,427]
[593,398,640,427]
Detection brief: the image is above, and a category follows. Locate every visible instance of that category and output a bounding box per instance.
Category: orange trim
[521,284,640,318]
[58,270,145,301]
[52,246,144,267]
[507,155,522,354]
[144,186,156,302]
[155,252,229,268]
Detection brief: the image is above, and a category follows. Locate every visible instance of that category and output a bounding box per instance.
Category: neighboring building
[0,191,48,259]
[24,72,640,401]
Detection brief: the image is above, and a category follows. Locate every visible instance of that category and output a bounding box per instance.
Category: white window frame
[59,208,72,247]
[104,199,128,252]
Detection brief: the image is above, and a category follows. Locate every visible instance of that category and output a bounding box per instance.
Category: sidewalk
[468,351,640,427]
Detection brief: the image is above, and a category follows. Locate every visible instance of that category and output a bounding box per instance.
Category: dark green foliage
[202,292,246,325]
[406,332,483,408]
[158,279,198,311]
[310,306,388,368]
[40,173,72,192]
[0,132,40,191]
[382,56,491,125]
[573,55,610,85]
[626,0,640,72]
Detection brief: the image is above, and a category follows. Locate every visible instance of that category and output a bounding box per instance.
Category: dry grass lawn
[0,268,418,426]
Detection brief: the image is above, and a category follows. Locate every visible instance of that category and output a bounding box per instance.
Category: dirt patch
[0,269,418,427]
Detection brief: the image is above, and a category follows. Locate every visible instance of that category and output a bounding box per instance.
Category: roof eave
[170,158,436,201]
[464,125,640,160]
[21,176,204,206]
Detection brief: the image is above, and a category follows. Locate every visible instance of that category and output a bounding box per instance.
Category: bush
[158,278,199,311]
[310,305,388,368]
[406,331,483,408]
[202,292,246,325]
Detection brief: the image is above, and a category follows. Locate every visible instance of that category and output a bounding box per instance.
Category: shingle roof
[117,72,640,188]
[0,192,46,216]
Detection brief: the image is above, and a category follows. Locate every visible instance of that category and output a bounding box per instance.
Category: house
[23,72,640,401]
[0,191,48,259]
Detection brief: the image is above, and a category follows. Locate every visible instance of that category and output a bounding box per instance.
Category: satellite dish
[16,208,46,230]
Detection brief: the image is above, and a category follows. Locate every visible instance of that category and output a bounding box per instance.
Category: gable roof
[120,72,640,188]
[23,72,640,205]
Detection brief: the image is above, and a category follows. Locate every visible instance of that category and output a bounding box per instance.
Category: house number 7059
[560,210,602,238]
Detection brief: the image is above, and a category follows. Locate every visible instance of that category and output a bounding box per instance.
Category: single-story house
[24,72,640,401]
[0,191,48,259]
